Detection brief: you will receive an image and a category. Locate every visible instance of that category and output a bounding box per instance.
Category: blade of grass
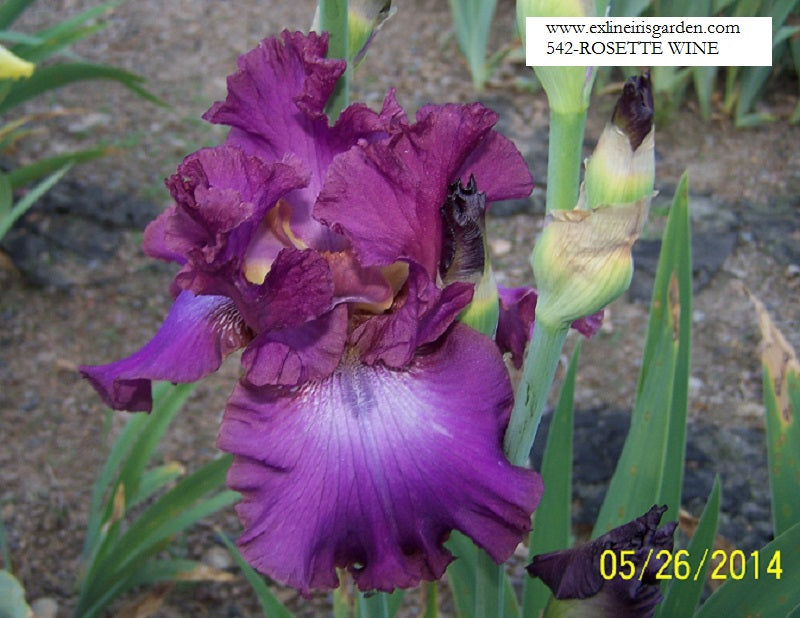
[14,24,107,63]
[445,532,477,618]
[386,589,404,618]
[12,1,124,63]
[692,66,716,121]
[656,175,692,524]
[6,146,110,190]
[448,0,498,90]
[657,476,721,617]
[358,591,389,618]
[522,342,580,618]
[217,532,293,618]
[0,508,11,571]
[0,570,31,618]
[0,172,11,220]
[593,172,692,535]
[0,0,35,30]
[0,31,42,45]
[114,382,194,507]
[423,582,438,618]
[78,454,235,606]
[0,62,165,114]
[445,532,518,618]
[80,406,150,565]
[695,519,800,617]
[0,164,71,239]
[77,558,236,618]
[749,291,800,536]
[129,462,185,507]
[77,487,238,616]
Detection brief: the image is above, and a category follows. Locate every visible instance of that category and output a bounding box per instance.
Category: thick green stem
[504,321,569,466]
[320,0,349,120]
[545,109,587,213]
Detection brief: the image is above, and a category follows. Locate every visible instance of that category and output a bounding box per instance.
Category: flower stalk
[504,321,569,465]
[546,108,587,213]
[319,0,350,119]
[505,73,654,466]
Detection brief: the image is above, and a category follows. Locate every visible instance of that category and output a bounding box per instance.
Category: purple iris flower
[81,30,549,595]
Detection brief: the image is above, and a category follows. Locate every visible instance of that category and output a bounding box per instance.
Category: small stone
[786,263,800,277]
[689,376,704,394]
[31,597,58,618]
[202,545,234,570]
[489,238,512,256]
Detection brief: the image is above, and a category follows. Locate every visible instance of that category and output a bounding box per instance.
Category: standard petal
[80,292,251,411]
[204,32,404,251]
[316,103,532,278]
[218,324,541,594]
[203,30,343,156]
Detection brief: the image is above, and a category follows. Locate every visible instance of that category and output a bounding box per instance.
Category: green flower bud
[440,176,500,337]
[0,45,34,80]
[516,0,596,115]
[348,0,393,66]
[585,73,655,208]
[532,73,654,328]
[311,1,394,67]
[531,199,647,328]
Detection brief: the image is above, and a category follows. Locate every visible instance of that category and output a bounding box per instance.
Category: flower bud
[527,505,677,618]
[440,175,499,337]
[311,1,394,67]
[516,0,596,115]
[531,73,654,328]
[585,73,655,208]
[348,0,394,66]
[0,45,34,80]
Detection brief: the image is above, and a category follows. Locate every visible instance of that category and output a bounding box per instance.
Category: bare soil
[1,0,799,616]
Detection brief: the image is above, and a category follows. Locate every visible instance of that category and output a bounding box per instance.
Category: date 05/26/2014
[599,549,783,581]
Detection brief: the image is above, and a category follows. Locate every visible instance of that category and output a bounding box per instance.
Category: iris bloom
[81,31,550,594]
[527,505,677,618]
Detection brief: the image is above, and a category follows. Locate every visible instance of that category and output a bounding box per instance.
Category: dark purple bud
[612,72,654,150]
[439,174,487,284]
[527,505,677,618]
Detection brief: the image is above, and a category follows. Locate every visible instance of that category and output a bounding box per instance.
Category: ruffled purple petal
[497,286,605,368]
[316,103,532,278]
[240,248,335,334]
[80,292,252,411]
[417,105,533,205]
[204,32,404,252]
[160,145,308,300]
[142,205,186,265]
[350,262,473,367]
[242,306,347,387]
[218,324,541,594]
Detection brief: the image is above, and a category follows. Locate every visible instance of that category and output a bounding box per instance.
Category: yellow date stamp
[599,548,783,581]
